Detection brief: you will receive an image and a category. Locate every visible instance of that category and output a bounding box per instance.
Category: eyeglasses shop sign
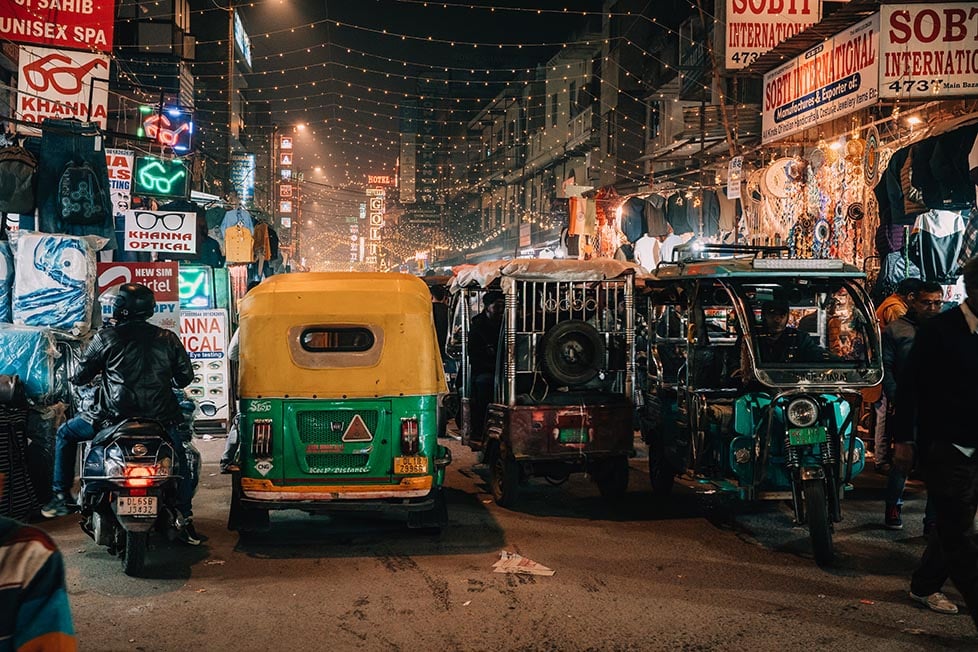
[124,210,197,253]
[179,309,230,422]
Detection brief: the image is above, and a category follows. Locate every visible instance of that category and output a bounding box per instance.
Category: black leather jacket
[71,320,194,426]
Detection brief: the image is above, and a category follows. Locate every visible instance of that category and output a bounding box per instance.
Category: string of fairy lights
[5,0,922,268]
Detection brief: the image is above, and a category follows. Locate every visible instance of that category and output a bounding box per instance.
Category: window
[301,327,375,353]
[569,81,577,118]
[551,93,558,127]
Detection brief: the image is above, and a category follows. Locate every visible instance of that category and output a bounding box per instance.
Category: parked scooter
[78,418,199,576]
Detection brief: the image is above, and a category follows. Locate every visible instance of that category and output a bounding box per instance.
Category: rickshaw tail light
[400,417,420,455]
[252,419,273,457]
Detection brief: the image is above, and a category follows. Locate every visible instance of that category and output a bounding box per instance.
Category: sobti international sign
[725,0,822,70]
[879,4,978,99]
[762,13,879,144]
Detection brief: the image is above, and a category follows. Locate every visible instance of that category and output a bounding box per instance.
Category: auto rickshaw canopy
[451,258,641,292]
[237,272,446,398]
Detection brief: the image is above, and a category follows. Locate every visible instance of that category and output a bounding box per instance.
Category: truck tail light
[400,417,419,455]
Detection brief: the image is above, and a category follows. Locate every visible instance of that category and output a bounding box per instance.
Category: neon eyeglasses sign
[139,106,194,153]
[133,157,188,198]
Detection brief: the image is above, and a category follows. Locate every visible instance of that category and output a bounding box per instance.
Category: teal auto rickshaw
[639,245,882,565]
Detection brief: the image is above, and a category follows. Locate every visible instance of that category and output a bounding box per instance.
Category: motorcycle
[78,418,199,576]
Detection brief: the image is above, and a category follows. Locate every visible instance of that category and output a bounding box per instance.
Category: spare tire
[539,319,605,386]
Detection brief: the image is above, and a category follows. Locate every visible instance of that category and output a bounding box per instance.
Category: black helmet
[113,283,156,321]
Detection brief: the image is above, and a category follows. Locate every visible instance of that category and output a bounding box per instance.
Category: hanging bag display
[224,209,254,263]
[0,145,38,215]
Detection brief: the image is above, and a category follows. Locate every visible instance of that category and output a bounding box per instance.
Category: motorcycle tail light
[124,465,154,488]
[400,417,420,455]
[252,419,273,457]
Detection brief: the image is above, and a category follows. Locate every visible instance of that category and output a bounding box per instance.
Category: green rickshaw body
[229,272,450,530]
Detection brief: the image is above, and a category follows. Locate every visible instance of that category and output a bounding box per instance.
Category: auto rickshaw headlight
[786,397,819,428]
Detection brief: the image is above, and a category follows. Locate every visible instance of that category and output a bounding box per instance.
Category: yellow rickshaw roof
[237,272,446,398]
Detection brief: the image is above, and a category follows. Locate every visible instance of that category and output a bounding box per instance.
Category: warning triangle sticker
[341,414,373,442]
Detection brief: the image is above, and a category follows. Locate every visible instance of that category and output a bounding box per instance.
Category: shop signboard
[727,156,744,199]
[399,134,417,204]
[762,13,879,144]
[17,45,109,131]
[229,153,255,206]
[365,188,385,268]
[96,262,180,334]
[0,1,114,52]
[179,309,230,421]
[124,210,197,255]
[178,265,214,310]
[725,0,822,70]
[132,156,188,199]
[105,148,134,222]
[879,4,978,99]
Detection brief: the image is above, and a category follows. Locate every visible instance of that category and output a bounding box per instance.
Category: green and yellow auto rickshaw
[227,272,451,532]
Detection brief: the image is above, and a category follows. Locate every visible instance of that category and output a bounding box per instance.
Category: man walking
[881,281,943,531]
[893,258,978,626]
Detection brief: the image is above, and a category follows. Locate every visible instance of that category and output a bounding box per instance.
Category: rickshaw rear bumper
[240,475,438,509]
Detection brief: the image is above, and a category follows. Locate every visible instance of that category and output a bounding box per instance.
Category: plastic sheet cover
[0,324,58,399]
[10,232,105,335]
[0,241,12,323]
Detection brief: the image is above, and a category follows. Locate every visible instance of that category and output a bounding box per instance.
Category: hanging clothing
[619,196,646,243]
[582,198,597,237]
[910,209,966,283]
[34,119,116,248]
[666,193,694,235]
[633,235,660,272]
[716,191,740,233]
[644,195,669,237]
[957,208,978,270]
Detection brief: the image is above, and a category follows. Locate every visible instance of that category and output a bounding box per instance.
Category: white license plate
[394,456,428,475]
[117,496,158,516]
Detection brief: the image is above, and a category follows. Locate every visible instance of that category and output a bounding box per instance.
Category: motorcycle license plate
[394,456,428,475]
[116,496,158,516]
[788,426,828,446]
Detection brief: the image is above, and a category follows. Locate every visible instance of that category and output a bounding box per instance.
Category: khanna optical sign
[124,210,197,254]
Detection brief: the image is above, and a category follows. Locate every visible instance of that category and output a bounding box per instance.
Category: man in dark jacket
[881,281,943,531]
[41,285,202,544]
[893,257,978,627]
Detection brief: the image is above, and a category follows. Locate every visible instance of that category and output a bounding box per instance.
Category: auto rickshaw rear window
[301,327,375,352]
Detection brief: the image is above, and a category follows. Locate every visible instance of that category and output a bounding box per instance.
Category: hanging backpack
[0,146,38,215]
[58,158,109,225]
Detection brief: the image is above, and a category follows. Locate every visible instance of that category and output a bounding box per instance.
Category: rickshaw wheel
[595,456,629,500]
[647,438,676,497]
[804,479,835,566]
[489,443,520,508]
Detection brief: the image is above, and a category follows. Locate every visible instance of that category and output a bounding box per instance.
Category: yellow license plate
[394,456,428,475]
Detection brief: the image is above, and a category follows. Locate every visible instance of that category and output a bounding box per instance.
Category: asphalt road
[35,432,976,651]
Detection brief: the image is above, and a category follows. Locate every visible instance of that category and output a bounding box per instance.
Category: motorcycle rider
[41,284,202,545]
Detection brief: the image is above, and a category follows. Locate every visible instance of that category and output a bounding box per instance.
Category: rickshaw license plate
[394,456,428,474]
[788,426,828,446]
[117,496,157,516]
